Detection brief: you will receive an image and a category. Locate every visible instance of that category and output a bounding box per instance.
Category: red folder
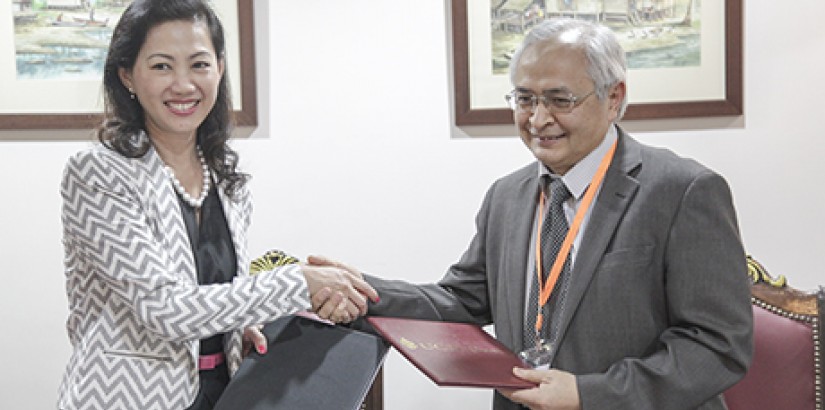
[367,316,536,389]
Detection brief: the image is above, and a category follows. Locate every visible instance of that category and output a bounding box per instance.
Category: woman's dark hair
[99,0,248,196]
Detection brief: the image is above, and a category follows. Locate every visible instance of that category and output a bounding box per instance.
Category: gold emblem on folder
[400,337,418,350]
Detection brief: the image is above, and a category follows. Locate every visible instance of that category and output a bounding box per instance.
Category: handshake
[251,250,378,324]
[302,254,378,324]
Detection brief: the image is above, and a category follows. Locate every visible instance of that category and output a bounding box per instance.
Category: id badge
[519,340,553,369]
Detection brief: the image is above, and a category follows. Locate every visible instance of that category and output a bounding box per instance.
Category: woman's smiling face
[119,18,224,143]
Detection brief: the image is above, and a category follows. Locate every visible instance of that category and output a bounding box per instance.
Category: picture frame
[452,0,743,125]
[0,0,256,130]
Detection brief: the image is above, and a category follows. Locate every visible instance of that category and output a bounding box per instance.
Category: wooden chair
[361,369,383,410]
[723,256,823,410]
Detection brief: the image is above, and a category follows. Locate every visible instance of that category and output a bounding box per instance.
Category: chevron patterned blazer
[58,140,311,410]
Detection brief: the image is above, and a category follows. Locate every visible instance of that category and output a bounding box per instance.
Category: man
[323,18,753,410]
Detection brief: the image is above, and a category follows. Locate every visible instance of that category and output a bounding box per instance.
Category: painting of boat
[49,10,109,27]
[71,16,110,27]
[13,12,38,24]
[50,13,86,26]
[12,0,132,80]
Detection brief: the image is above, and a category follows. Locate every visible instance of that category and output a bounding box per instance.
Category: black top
[178,181,238,355]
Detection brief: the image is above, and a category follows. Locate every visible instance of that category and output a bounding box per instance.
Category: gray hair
[509,18,628,119]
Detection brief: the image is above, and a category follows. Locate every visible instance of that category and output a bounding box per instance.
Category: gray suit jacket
[366,128,753,410]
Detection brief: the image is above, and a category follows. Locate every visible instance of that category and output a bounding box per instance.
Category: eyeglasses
[505,89,595,114]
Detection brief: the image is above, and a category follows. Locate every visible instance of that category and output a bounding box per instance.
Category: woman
[57,1,375,409]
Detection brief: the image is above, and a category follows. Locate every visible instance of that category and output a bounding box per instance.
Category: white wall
[1,1,823,409]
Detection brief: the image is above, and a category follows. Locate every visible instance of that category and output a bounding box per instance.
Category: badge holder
[519,340,553,369]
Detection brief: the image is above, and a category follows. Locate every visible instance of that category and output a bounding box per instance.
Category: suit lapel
[217,183,249,278]
[551,130,642,354]
[503,169,542,351]
[137,143,198,283]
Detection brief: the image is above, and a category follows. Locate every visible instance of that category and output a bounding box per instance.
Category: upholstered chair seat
[723,257,823,410]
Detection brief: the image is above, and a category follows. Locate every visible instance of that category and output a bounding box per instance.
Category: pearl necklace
[165,146,210,208]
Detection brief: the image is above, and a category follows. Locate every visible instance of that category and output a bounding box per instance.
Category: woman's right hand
[301,261,378,323]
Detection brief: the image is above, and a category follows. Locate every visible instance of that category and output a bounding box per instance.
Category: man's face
[512,43,624,175]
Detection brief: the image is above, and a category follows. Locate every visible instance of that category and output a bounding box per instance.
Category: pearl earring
[128,87,135,100]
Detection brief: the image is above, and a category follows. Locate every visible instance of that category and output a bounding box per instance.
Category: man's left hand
[498,368,581,410]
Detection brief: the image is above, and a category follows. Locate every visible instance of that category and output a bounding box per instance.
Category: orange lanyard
[533,139,617,334]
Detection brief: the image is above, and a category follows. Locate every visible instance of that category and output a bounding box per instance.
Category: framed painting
[452,0,743,125]
[0,0,256,130]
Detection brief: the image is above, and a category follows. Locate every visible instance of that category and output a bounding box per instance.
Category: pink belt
[198,352,225,370]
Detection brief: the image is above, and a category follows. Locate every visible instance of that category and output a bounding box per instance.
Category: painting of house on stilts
[491,0,700,73]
